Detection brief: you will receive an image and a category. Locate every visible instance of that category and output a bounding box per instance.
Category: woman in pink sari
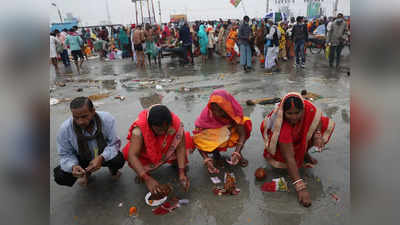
[193,89,252,174]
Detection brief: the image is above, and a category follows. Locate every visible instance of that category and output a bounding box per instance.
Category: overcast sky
[49,0,269,25]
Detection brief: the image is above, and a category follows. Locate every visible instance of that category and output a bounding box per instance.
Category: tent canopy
[50,21,78,32]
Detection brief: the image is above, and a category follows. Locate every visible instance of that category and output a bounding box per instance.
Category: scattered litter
[139,94,163,109]
[261,177,288,192]
[210,176,221,184]
[118,202,123,207]
[55,82,66,87]
[88,93,111,101]
[155,85,163,90]
[178,199,189,205]
[76,88,83,92]
[246,97,281,106]
[330,193,340,203]
[114,95,126,101]
[87,55,99,60]
[50,98,60,106]
[129,206,137,216]
[301,90,322,101]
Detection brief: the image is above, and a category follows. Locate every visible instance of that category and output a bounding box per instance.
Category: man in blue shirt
[53,97,125,187]
[65,28,84,74]
[238,16,253,72]
[179,22,194,65]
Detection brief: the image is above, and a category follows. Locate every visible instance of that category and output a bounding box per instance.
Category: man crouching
[53,97,125,187]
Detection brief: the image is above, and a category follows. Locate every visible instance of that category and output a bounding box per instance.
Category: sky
[49,0,269,25]
[49,0,350,26]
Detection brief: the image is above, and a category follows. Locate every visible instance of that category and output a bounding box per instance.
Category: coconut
[255,168,266,181]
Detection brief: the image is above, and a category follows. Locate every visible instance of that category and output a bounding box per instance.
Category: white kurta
[50,36,57,58]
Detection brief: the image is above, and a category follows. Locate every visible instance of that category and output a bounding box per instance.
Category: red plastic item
[261,181,276,192]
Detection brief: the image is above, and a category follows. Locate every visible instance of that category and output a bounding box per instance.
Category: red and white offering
[152,198,189,215]
[261,177,288,192]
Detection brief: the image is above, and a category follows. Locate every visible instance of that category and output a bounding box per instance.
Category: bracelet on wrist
[292,178,303,185]
[294,180,307,192]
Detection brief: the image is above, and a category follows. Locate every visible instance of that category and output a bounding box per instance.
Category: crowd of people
[50,13,350,74]
[53,89,335,207]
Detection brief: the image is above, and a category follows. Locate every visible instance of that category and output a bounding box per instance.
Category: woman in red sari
[193,89,252,174]
[122,105,194,195]
[260,93,335,207]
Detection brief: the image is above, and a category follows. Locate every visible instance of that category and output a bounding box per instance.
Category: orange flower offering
[129,206,137,216]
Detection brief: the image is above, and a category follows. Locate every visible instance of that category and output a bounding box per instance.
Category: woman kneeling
[193,89,252,174]
[261,93,335,207]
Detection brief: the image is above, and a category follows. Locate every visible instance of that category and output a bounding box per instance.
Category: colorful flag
[230,0,241,8]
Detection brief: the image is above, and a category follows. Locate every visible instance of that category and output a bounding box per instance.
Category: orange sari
[260,93,335,168]
[226,29,237,52]
[193,89,252,152]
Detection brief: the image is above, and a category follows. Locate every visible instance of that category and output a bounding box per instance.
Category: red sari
[260,93,335,168]
[122,109,194,172]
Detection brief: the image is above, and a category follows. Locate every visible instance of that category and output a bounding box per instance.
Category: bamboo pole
[151,0,157,24]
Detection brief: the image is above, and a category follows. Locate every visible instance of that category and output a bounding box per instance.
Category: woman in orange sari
[193,89,252,174]
[260,93,335,207]
[225,26,238,64]
[122,105,194,194]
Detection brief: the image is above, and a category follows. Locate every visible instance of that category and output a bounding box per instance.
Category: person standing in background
[238,16,252,72]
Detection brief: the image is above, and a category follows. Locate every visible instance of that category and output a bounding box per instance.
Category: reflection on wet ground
[50,51,350,225]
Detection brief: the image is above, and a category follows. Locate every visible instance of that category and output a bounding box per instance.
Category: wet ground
[50,49,350,225]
